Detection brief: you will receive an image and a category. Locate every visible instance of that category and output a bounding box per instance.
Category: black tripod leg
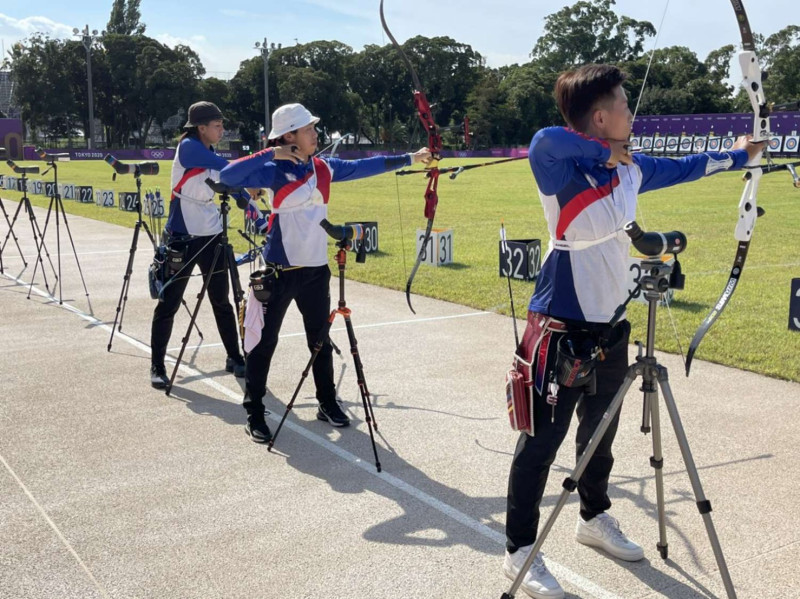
[268,315,336,451]
[328,337,342,357]
[108,221,142,351]
[502,368,638,599]
[26,197,58,297]
[223,241,245,353]
[165,244,224,396]
[181,299,204,339]
[0,198,28,271]
[55,196,62,303]
[55,197,92,310]
[342,314,381,472]
[119,220,156,333]
[657,370,738,598]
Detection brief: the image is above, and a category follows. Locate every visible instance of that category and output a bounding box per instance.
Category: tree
[622,46,735,116]
[760,26,800,106]
[97,34,203,146]
[199,78,231,112]
[531,0,655,71]
[8,35,84,142]
[228,57,269,148]
[106,0,146,35]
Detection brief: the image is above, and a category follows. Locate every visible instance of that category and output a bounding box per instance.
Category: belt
[551,229,628,251]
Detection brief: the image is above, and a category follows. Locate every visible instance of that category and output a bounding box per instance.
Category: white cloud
[0,13,75,39]
[219,9,270,20]
[154,33,240,80]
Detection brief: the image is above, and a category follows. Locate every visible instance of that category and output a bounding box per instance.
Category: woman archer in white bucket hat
[220,102,431,443]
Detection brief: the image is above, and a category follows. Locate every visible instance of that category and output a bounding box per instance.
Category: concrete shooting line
[3,269,623,599]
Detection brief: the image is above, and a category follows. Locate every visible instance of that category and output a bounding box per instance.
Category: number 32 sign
[499,239,542,282]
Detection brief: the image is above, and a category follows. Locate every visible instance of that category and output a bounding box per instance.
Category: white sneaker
[503,545,565,599]
[576,513,644,561]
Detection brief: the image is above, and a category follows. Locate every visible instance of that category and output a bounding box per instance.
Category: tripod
[165,179,244,395]
[27,151,91,308]
[268,224,381,473]
[2,162,58,288]
[503,257,738,599]
[106,164,202,351]
[0,193,27,274]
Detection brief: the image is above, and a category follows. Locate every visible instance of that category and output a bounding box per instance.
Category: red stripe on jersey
[313,157,331,204]
[171,167,205,200]
[272,171,315,209]
[273,157,333,209]
[555,175,620,239]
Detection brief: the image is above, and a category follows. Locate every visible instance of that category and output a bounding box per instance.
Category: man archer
[504,63,763,599]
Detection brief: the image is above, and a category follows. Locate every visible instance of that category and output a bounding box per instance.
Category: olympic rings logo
[149,150,166,159]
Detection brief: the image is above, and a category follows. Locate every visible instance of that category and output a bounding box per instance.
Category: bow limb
[685,0,768,375]
[380,0,443,313]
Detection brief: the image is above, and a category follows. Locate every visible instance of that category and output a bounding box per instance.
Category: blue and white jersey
[221,149,411,267]
[165,137,230,236]
[528,127,748,323]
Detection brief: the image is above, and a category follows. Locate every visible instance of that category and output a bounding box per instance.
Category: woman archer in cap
[149,101,251,389]
[220,102,431,443]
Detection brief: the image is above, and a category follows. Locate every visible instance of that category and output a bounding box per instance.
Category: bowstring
[380,3,410,287]
[631,0,687,365]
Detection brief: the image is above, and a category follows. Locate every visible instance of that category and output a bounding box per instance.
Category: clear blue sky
[1,1,797,80]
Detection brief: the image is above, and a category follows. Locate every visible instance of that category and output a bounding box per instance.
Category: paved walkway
[1,201,798,599]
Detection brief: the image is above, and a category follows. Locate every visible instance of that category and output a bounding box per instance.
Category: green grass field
[2,157,799,382]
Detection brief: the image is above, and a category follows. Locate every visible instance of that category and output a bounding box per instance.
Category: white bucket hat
[268,103,320,140]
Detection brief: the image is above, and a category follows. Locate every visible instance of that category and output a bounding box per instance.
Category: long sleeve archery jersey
[166,137,231,236]
[220,150,410,267]
[528,127,749,323]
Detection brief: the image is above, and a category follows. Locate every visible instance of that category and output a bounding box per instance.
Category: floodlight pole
[255,38,281,149]
[75,25,99,149]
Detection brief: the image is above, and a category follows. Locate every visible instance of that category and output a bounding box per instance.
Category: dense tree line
[8,0,800,149]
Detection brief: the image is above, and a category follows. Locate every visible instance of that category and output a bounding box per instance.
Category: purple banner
[1,119,24,160]
[22,146,241,161]
[633,111,800,136]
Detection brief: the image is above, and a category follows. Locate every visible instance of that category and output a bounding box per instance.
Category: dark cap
[184,101,224,128]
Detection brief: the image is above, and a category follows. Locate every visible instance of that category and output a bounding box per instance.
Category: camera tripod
[268,223,381,472]
[165,179,244,395]
[26,151,91,309]
[2,161,58,288]
[0,192,26,274]
[503,257,738,599]
[106,161,202,351]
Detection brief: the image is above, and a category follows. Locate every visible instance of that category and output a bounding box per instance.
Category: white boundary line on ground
[168,310,494,352]
[2,271,623,599]
[0,454,112,599]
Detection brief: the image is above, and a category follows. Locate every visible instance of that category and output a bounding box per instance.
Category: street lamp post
[73,25,100,149]
[254,38,281,148]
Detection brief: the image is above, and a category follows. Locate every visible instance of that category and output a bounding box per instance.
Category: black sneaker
[245,415,272,443]
[225,355,246,378]
[150,364,168,389]
[316,400,350,427]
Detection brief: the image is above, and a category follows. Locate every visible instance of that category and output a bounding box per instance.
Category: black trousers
[150,234,241,368]
[243,265,335,415]
[506,319,630,552]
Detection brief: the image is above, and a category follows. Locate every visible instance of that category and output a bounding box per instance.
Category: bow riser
[739,51,770,144]
[735,169,761,241]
